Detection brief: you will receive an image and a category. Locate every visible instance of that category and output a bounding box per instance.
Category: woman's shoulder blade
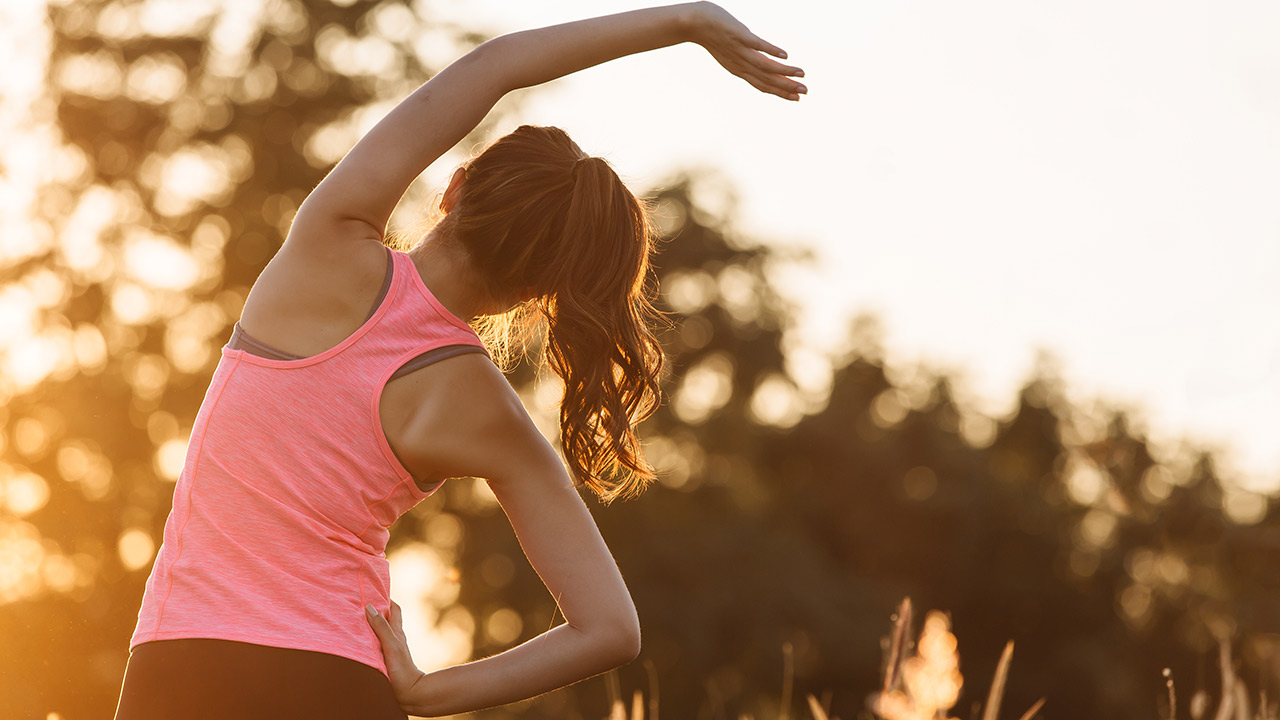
[237,234,390,358]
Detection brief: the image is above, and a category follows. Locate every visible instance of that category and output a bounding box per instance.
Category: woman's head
[440,125,663,504]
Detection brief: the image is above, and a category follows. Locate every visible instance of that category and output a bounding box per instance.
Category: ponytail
[450,126,664,503]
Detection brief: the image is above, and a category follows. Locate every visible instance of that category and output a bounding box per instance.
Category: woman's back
[130,240,488,673]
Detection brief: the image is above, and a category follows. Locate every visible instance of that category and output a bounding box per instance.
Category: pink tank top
[130,247,488,675]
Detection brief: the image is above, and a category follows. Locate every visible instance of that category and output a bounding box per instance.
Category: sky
[426,0,1280,493]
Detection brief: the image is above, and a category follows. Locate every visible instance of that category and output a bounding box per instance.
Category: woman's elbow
[581,613,641,669]
[603,617,642,667]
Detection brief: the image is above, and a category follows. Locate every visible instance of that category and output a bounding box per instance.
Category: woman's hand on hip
[686,2,806,100]
[366,601,428,710]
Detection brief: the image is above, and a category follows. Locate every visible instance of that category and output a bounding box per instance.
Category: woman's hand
[366,601,428,711]
[686,2,806,100]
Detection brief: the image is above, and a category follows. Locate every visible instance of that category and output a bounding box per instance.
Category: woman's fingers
[389,600,405,633]
[746,50,803,79]
[366,604,405,651]
[746,34,788,59]
[736,60,805,99]
[366,605,391,637]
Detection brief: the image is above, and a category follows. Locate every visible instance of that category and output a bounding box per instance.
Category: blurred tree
[0,1,496,718]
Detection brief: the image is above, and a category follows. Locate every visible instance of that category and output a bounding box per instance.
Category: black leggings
[114,639,407,720]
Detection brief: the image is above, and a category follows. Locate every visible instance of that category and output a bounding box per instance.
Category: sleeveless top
[130,246,489,675]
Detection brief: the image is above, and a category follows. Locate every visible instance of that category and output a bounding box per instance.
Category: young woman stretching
[113,3,804,718]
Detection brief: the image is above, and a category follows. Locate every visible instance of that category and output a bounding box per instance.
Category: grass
[597,598,1280,720]
[599,597,1044,720]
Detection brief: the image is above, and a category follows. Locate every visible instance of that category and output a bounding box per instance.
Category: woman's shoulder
[392,354,554,482]
[237,236,390,357]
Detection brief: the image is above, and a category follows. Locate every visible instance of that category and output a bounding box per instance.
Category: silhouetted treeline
[2,2,1277,719]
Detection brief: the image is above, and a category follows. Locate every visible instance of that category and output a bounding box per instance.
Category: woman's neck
[407,230,494,321]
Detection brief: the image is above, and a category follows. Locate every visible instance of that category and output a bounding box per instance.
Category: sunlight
[58,185,115,277]
[716,265,761,325]
[109,283,157,325]
[94,0,212,39]
[315,24,399,77]
[123,230,201,291]
[0,287,34,347]
[901,466,938,502]
[165,302,227,373]
[56,440,113,501]
[1223,487,1267,526]
[0,519,45,604]
[4,470,50,517]
[148,145,240,216]
[644,435,695,490]
[661,270,716,315]
[72,323,108,374]
[124,52,187,104]
[957,412,998,449]
[55,50,123,98]
[123,353,171,402]
[153,438,188,482]
[748,372,803,428]
[117,528,155,572]
[673,352,734,424]
[12,417,51,459]
[3,335,67,394]
[388,542,473,672]
[870,388,908,428]
[1064,453,1108,506]
[483,607,523,645]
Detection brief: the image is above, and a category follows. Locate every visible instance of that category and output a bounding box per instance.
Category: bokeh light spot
[5,470,50,516]
[902,466,938,502]
[484,607,523,645]
[118,528,155,572]
[154,438,188,482]
[871,388,907,428]
[674,353,734,424]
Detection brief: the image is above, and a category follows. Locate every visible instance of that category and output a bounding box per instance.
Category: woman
[114,2,804,718]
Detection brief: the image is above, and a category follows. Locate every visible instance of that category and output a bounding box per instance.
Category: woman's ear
[439,167,467,213]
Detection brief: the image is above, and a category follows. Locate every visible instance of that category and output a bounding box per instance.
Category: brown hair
[442,125,663,504]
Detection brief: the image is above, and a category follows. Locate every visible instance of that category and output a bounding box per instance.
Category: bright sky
[427,0,1280,492]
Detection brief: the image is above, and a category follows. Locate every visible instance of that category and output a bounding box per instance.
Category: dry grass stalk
[643,658,660,720]
[806,693,831,720]
[1016,697,1046,720]
[1260,691,1275,720]
[781,641,794,720]
[1231,680,1250,720]
[982,641,1015,720]
[884,598,915,695]
[1214,638,1237,720]
[606,669,626,720]
[870,610,964,720]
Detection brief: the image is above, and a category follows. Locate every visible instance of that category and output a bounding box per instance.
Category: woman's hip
[113,638,406,720]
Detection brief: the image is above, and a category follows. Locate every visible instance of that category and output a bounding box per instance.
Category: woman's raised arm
[289,2,804,248]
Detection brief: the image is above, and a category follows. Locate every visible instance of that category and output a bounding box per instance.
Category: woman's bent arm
[293,2,803,246]
[392,481,640,717]
[366,356,642,716]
